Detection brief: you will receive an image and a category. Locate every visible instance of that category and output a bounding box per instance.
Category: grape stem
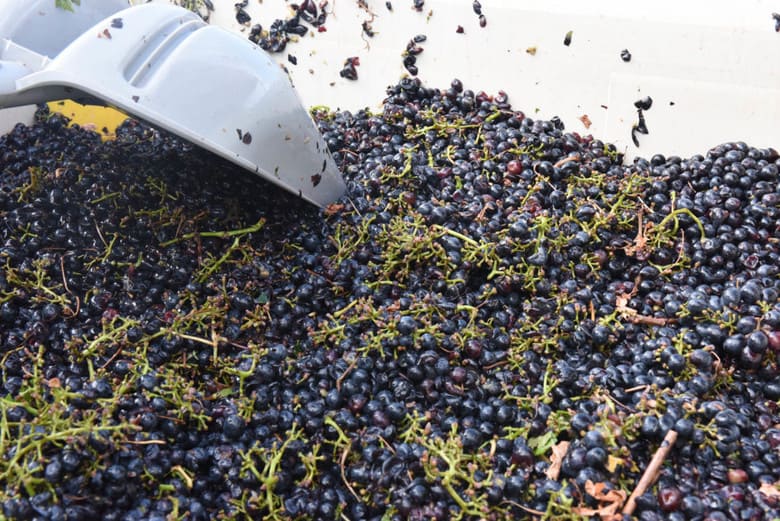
[159,218,266,246]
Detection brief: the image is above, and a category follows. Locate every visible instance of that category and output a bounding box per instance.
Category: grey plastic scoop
[0,0,346,207]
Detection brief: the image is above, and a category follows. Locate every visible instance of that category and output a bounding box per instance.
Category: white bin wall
[3,0,779,159]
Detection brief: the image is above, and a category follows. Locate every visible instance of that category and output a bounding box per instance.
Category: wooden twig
[59,255,71,294]
[335,355,358,391]
[553,154,581,168]
[623,430,678,515]
[62,295,80,318]
[482,359,509,370]
[340,443,361,502]
[605,392,633,412]
[99,346,125,370]
[94,220,107,247]
[624,314,672,326]
[123,439,166,445]
[504,500,545,517]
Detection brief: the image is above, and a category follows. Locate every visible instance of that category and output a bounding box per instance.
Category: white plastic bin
[2,0,779,158]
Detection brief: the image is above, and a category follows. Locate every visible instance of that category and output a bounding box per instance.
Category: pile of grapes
[0,78,779,521]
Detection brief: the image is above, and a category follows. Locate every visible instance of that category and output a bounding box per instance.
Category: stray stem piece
[623,430,678,515]
[160,218,266,246]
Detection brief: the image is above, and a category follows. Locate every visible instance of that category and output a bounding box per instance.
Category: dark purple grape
[635,96,653,110]
[658,487,683,511]
[3,71,780,521]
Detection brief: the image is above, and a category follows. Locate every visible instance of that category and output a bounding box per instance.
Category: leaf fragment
[572,480,627,521]
[759,481,780,499]
[544,440,570,480]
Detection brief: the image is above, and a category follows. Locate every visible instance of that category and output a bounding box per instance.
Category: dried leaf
[545,440,569,480]
[579,114,592,129]
[572,480,627,521]
[586,480,627,503]
[759,481,780,498]
[605,455,623,473]
[324,203,345,216]
[571,506,606,518]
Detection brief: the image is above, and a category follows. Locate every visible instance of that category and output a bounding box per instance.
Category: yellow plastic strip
[47,100,129,141]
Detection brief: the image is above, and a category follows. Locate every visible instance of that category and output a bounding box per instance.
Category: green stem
[160,218,266,246]
[655,207,705,243]
[431,225,478,247]
[90,192,120,204]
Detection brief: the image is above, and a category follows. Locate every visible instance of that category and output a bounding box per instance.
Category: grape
[0,76,778,520]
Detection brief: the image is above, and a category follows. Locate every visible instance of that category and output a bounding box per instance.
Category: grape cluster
[0,78,779,521]
[248,0,327,54]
